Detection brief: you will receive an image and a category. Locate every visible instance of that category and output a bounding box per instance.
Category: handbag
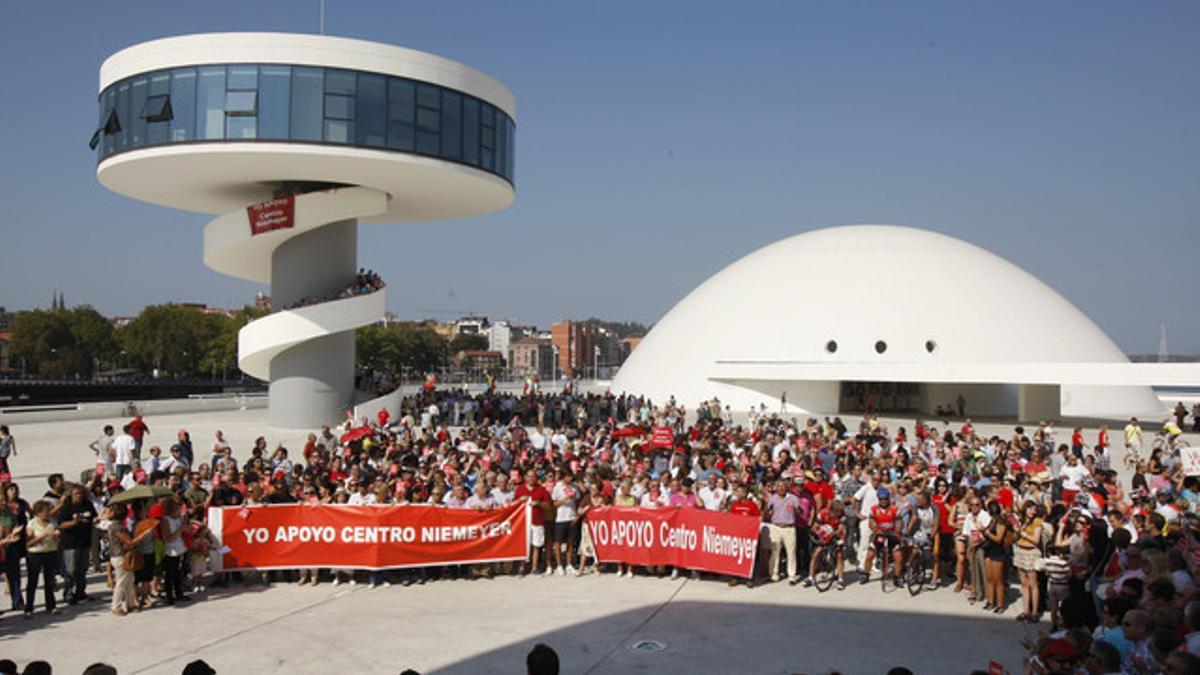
[122,549,144,572]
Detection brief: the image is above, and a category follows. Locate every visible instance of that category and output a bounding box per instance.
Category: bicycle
[905,538,935,596]
[1121,447,1141,471]
[120,401,140,417]
[1152,433,1190,454]
[874,534,899,593]
[809,531,839,592]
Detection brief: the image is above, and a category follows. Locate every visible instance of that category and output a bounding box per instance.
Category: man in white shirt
[490,474,514,506]
[698,475,729,511]
[1060,454,1090,503]
[160,445,190,475]
[111,425,137,479]
[89,425,115,476]
[529,428,548,455]
[347,483,375,505]
[550,473,579,575]
[549,430,569,453]
[852,472,879,568]
[960,498,992,604]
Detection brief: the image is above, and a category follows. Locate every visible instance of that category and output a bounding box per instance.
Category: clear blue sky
[0,1,1196,354]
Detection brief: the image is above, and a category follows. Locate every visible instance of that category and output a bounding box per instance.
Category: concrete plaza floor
[3,405,1197,673]
[4,565,1033,674]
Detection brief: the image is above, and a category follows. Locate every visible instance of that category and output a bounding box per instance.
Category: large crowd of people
[2,389,1200,675]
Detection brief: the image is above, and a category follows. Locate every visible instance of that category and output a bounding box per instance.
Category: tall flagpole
[320,0,326,35]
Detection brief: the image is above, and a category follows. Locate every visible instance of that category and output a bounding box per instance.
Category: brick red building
[550,320,599,378]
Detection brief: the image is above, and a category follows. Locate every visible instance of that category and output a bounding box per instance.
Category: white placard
[1181,447,1200,476]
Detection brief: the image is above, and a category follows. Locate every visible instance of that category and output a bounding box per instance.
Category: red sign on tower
[246,195,295,236]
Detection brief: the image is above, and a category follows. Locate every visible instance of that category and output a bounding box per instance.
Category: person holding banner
[668,478,701,580]
[550,470,580,576]
[727,483,762,588]
[514,469,551,576]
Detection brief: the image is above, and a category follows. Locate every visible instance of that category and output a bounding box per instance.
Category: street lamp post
[593,345,600,381]
[551,345,559,389]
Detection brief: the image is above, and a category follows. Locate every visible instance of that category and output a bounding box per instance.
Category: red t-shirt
[816,507,841,529]
[729,498,761,519]
[515,483,551,525]
[932,495,956,534]
[129,417,148,440]
[997,487,1015,511]
[871,504,899,533]
[806,481,835,505]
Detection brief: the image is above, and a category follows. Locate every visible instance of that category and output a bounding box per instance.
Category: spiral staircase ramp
[203,186,389,427]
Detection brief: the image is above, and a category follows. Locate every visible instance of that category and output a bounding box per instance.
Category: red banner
[246,195,295,236]
[210,502,528,571]
[651,426,674,448]
[586,506,760,578]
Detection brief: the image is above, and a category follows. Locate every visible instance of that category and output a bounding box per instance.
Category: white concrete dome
[612,225,1160,418]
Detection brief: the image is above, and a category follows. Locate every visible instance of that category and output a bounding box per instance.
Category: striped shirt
[1043,555,1071,584]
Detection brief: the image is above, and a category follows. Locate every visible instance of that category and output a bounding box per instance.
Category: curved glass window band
[96,64,515,186]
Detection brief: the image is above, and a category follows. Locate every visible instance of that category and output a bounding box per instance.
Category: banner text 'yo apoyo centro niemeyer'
[209,502,529,571]
[586,506,759,578]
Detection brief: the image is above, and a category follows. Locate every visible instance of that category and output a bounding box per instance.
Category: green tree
[116,304,226,376]
[8,306,116,376]
[199,306,263,379]
[448,332,488,353]
[580,317,649,338]
[356,323,447,377]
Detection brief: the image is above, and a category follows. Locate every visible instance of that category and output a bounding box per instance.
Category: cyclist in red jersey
[803,500,847,590]
[860,488,904,584]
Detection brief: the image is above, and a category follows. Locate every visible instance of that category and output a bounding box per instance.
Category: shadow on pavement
[430,599,1031,675]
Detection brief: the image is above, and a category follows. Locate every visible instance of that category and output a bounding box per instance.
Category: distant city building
[255,291,271,312]
[433,316,491,339]
[621,335,644,358]
[0,331,10,371]
[595,326,624,378]
[455,316,490,335]
[509,337,554,380]
[430,322,458,340]
[551,320,599,378]
[176,302,238,318]
[488,321,512,364]
[488,321,536,365]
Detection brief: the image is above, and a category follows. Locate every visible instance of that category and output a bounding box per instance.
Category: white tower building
[94,33,515,427]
